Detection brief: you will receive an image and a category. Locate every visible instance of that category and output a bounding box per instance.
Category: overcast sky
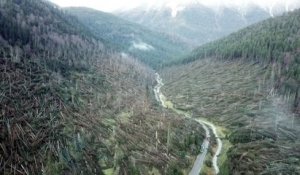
[49,0,300,12]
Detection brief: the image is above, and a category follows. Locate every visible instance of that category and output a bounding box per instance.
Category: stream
[154,73,222,175]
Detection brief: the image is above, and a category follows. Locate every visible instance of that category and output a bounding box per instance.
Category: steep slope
[172,9,300,114]
[116,3,272,46]
[160,9,300,175]
[0,0,205,174]
[0,0,106,173]
[66,7,191,68]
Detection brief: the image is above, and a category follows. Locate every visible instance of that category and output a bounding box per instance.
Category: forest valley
[0,0,300,175]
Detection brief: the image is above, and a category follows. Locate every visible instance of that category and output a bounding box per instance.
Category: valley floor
[161,58,300,174]
[154,73,224,175]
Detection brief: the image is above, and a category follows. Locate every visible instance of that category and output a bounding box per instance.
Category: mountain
[0,0,205,174]
[2,0,300,174]
[116,2,300,46]
[160,9,300,174]
[171,9,300,114]
[66,7,191,68]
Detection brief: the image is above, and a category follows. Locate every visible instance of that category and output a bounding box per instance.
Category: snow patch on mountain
[117,0,300,18]
[166,2,186,17]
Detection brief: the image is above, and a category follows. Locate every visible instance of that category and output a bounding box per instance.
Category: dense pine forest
[66,7,190,68]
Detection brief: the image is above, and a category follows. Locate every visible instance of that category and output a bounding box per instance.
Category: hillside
[116,3,272,46]
[0,0,205,174]
[2,0,300,174]
[66,7,191,68]
[170,9,300,114]
[160,9,300,175]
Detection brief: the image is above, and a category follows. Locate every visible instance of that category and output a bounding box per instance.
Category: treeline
[168,9,300,114]
[178,10,300,64]
[0,0,107,75]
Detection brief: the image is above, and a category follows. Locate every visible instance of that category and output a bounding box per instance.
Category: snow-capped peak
[116,0,300,18]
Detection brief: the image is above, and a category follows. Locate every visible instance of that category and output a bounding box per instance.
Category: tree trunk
[294,85,300,115]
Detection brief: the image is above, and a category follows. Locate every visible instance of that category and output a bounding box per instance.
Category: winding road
[154,73,222,175]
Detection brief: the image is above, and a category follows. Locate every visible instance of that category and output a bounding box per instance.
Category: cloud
[130,41,154,51]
